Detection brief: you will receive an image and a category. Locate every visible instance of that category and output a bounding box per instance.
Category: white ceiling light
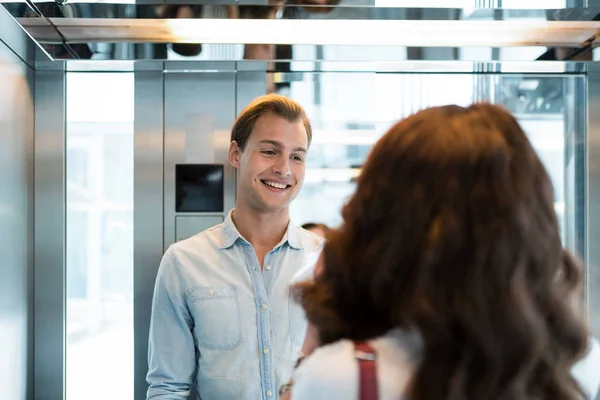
[19,18,600,48]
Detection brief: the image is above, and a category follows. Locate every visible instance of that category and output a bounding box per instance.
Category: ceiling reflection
[1,2,599,61]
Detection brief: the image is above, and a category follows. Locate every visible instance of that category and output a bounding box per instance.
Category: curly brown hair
[296,104,588,399]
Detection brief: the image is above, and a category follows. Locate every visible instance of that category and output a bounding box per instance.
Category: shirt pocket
[288,290,308,346]
[187,285,242,350]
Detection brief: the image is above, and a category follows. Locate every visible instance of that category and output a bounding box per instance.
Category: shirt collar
[220,209,303,250]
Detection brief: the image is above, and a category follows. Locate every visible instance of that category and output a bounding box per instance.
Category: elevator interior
[2,1,600,399]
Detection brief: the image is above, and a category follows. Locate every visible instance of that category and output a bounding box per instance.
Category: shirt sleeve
[146,247,197,400]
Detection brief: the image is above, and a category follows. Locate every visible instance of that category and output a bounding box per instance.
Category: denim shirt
[146,211,324,400]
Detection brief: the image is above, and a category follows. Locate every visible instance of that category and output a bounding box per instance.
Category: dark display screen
[175,164,224,213]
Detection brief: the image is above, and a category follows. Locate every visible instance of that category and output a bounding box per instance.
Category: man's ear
[228,140,242,169]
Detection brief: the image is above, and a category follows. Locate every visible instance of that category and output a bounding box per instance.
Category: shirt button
[208,289,215,296]
[261,304,267,310]
[263,347,269,355]
[266,390,272,397]
[265,265,271,271]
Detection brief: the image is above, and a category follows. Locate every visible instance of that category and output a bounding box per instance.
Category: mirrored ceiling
[1,1,599,61]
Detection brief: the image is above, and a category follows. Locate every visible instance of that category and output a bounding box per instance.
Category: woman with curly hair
[282,104,600,400]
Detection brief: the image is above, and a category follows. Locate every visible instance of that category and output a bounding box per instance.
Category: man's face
[229,113,308,214]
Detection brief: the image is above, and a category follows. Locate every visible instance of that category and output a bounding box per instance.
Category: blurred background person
[301,222,330,238]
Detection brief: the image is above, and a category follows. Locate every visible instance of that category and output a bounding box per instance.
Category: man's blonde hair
[231,94,312,150]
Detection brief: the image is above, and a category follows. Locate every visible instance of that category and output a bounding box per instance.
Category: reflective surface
[285,70,591,335]
[0,24,34,400]
[66,72,134,400]
[588,64,600,344]
[133,68,166,400]
[33,67,66,400]
[0,0,579,6]
[1,2,599,61]
[282,72,585,250]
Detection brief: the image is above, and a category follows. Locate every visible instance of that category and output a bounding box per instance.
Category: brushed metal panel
[34,68,66,400]
[25,61,34,400]
[163,71,236,250]
[133,69,165,400]
[0,5,36,68]
[236,70,267,113]
[587,63,600,343]
[175,216,224,242]
[0,39,34,400]
[163,60,235,72]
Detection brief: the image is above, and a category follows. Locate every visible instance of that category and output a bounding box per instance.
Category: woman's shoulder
[291,329,422,400]
[292,340,359,400]
[296,339,358,380]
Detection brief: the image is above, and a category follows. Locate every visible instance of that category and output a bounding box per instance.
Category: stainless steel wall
[0,6,35,400]
[133,62,267,399]
[33,65,66,400]
[134,65,165,400]
[586,4,600,375]
[587,64,600,344]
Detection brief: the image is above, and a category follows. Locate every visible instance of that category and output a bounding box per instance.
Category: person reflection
[229,0,340,93]
[146,94,324,400]
[154,5,204,57]
[281,104,600,399]
[152,0,342,92]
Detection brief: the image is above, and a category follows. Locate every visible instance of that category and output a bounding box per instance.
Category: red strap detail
[354,341,378,400]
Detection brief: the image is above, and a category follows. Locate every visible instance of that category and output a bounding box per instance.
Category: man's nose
[272,155,291,176]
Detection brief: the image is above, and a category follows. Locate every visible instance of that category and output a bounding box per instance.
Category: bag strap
[354,341,379,400]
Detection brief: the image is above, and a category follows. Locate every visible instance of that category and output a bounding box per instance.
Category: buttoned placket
[244,243,278,400]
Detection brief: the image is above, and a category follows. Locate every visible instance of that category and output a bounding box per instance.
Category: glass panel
[66,73,134,400]
[284,72,585,257]
[289,72,477,226]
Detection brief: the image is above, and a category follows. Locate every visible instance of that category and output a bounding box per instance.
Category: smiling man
[146,94,324,400]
